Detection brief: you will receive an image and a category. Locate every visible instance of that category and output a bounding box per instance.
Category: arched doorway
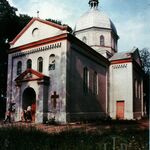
[22,87,36,122]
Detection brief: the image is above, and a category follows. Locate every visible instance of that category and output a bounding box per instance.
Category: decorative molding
[112,64,128,69]
[10,17,70,45]
[12,42,61,58]
[9,33,67,53]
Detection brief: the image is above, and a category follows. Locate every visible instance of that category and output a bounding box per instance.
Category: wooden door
[116,101,124,119]
[31,103,36,122]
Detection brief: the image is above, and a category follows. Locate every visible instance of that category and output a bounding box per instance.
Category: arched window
[37,57,43,73]
[100,35,105,46]
[27,59,32,69]
[135,80,138,98]
[49,54,55,70]
[93,71,98,95]
[83,67,89,94]
[32,28,39,38]
[138,82,141,99]
[82,36,87,43]
[17,61,22,75]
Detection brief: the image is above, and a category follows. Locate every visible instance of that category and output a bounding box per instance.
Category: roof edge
[10,17,71,45]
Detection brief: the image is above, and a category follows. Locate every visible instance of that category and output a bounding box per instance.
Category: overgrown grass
[0,125,149,150]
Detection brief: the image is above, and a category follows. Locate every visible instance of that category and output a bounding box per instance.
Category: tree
[0,0,18,101]
[0,0,71,119]
[0,1,32,99]
[46,18,62,25]
[16,14,32,35]
[140,48,150,74]
[46,18,73,33]
[0,0,19,118]
[140,48,150,117]
[0,0,18,40]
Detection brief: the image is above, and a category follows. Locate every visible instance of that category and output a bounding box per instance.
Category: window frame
[100,35,105,46]
[135,80,138,98]
[83,67,89,94]
[37,57,43,73]
[49,54,55,70]
[93,71,98,95]
[27,59,32,69]
[17,61,22,75]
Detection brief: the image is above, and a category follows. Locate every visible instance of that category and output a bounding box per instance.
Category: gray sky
[8,0,150,52]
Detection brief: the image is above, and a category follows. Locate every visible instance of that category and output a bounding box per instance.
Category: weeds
[0,124,148,150]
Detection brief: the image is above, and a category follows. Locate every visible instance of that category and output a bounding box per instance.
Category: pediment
[131,48,142,67]
[15,69,49,83]
[10,18,69,48]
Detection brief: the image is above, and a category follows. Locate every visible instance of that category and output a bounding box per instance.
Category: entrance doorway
[116,101,125,119]
[22,87,36,122]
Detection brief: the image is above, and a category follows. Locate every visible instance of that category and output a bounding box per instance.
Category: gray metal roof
[110,47,138,61]
[74,8,117,34]
[109,51,131,61]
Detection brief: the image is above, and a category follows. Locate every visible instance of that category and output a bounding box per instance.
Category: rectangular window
[38,57,43,73]
[138,82,141,99]
[49,64,55,70]
[17,61,22,75]
[83,67,89,94]
[49,54,55,70]
[93,71,98,95]
[135,80,138,98]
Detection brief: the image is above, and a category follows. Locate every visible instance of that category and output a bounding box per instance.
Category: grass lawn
[0,120,149,150]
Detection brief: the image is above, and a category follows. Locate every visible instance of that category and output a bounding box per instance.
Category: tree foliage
[140,48,150,116]
[0,0,17,101]
[140,48,150,74]
[0,0,18,40]
[0,0,32,107]
[0,0,70,104]
[46,18,62,25]
[15,14,32,35]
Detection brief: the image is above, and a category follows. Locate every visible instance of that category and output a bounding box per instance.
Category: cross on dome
[89,0,99,9]
[37,11,39,18]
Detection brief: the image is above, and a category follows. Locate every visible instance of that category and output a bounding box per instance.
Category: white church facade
[7,0,144,123]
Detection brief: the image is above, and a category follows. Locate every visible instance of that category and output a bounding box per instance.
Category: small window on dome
[82,36,87,43]
[100,35,105,46]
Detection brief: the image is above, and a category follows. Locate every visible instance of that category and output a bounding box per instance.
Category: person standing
[4,108,11,123]
[27,106,32,121]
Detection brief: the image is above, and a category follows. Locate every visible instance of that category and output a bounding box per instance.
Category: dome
[74,9,117,34]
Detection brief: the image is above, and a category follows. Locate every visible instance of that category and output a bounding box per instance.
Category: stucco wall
[75,28,117,56]
[66,42,108,121]
[109,62,133,119]
[133,66,143,118]
[7,40,68,123]
[11,20,66,48]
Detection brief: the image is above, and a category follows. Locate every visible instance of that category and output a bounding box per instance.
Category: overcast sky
[8,0,150,52]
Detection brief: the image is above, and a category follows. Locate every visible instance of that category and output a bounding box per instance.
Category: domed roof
[74,7,117,34]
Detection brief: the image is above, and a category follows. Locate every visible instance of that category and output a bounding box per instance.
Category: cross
[37,10,39,18]
[51,91,59,108]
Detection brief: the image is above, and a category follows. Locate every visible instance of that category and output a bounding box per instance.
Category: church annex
[7,0,144,123]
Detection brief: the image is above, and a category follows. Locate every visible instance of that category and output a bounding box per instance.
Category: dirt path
[0,119,149,134]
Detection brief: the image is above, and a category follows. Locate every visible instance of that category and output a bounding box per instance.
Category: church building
[7,0,144,123]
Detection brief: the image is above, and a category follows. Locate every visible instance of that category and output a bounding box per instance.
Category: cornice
[9,33,67,54]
